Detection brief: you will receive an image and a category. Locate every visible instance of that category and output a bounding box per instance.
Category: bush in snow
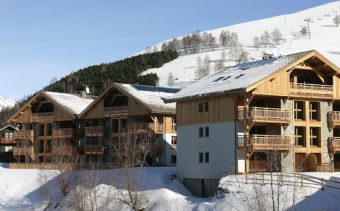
[334,15,340,27]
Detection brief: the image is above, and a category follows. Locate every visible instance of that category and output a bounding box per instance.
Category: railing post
[321,178,325,191]
[262,172,265,186]
[245,173,248,184]
[301,175,303,187]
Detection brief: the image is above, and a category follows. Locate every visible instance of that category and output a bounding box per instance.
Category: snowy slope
[0,96,16,111]
[1,165,340,210]
[142,1,340,87]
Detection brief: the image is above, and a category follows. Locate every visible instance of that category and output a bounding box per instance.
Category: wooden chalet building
[7,91,94,168]
[166,50,340,197]
[79,83,179,166]
[0,125,18,162]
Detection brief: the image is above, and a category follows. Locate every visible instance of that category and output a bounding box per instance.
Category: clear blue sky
[0,0,334,100]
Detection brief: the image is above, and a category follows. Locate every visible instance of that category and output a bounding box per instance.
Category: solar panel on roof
[212,77,225,82]
[132,84,180,93]
[236,57,278,70]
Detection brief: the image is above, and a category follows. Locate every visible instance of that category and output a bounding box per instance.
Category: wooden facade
[175,51,340,173]
[80,84,178,166]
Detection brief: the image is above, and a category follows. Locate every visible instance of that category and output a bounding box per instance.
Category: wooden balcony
[328,137,340,152]
[241,107,290,124]
[248,135,291,151]
[85,126,104,137]
[13,146,35,157]
[31,112,54,122]
[327,111,340,128]
[171,124,177,133]
[14,130,34,141]
[84,145,104,154]
[104,106,128,117]
[53,128,73,139]
[0,137,15,144]
[290,83,333,99]
[52,145,74,156]
[128,123,164,134]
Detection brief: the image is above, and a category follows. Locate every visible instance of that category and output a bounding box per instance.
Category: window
[46,124,52,136]
[235,74,244,79]
[171,136,177,145]
[38,124,45,136]
[199,127,209,138]
[205,102,209,112]
[199,152,209,163]
[294,127,305,147]
[199,152,204,163]
[309,102,320,121]
[198,102,209,113]
[120,119,127,132]
[199,127,204,138]
[310,127,321,147]
[205,127,209,137]
[112,119,119,133]
[294,101,305,120]
[171,155,177,164]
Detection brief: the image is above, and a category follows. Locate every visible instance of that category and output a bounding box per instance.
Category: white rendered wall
[177,121,236,180]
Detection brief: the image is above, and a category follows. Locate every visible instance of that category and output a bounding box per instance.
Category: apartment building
[7,83,179,168]
[7,91,94,167]
[79,83,179,166]
[0,125,18,162]
[167,50,340,197]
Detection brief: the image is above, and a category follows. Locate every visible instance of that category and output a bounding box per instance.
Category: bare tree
[229,44,248,64]
[214,51,226,72]
[334,14,340,27]
[300,26,308,36]
[261,31,271,47]
[253,36,261,50]
[167,71,175,87]
[271,29,284,46]
[195,56,211,80]
[110,128,159,211]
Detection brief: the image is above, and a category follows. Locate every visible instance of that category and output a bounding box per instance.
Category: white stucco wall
[162,133,177,166]
[177,121,236,180]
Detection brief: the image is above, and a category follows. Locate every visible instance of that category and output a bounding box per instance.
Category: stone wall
[321,101,332,164]
[280,99,294,172]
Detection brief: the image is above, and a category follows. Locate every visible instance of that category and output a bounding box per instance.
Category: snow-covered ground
[142,1,340,88]
[0,96,15,111]
[1,163,340,210]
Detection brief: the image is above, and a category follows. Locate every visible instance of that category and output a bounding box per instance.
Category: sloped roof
[166,51,314,102]
[80,83,180,117]
[0,125,18,132]
[116,83,179,113]
[43,92,94,115]
[8,91,95,123]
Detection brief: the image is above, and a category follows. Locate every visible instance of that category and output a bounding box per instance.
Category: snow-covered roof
[166,51,312,102]
[43,92,94,116]
[114,83,180,113]
[0,125,18,132]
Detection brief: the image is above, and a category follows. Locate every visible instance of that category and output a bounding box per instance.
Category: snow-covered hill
[0,96,16,111]
[1,165,340,210]
[142,1,340,87]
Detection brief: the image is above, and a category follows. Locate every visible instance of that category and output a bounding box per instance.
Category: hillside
[0,96,15,112]
[141,1,340,87]
[1,165,340,210]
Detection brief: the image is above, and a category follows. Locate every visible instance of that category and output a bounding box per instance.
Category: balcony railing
[31,112,54,122]
[0,137,15,144]
[104,106,128,117]
[52,145,74,156]
[84,145,104,154]
[53,128,73,139]
[85,126,104,137]
[14,130,34,141]
[128,123,164,134]
[248,135,291,151]
[13,146,35,157]
[327,111,340,128]
[328,137,340,152]
[238,107,290,124]
[290,83,333,98]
